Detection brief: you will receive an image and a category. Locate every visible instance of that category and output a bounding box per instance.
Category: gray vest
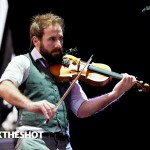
[18,53,71,135]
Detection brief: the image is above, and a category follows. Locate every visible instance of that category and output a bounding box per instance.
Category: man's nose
[55,40,62,48]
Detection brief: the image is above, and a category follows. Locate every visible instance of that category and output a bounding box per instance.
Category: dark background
[0,0,150,149]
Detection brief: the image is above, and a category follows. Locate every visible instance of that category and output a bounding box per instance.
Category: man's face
[39,24,64,64]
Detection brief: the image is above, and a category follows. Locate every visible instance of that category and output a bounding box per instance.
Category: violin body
[50,62,112,87]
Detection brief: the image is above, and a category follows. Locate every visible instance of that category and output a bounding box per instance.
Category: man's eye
[51,37,56,41]
[60,37,63,41]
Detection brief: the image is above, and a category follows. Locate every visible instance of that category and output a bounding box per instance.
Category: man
[0,12,136,150]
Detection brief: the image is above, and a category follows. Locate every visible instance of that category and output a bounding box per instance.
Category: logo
[0,131,43,138]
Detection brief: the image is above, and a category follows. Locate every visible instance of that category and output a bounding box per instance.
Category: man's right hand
[27,100,57,119]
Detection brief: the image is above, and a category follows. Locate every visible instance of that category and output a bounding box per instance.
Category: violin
[49,54,150,92]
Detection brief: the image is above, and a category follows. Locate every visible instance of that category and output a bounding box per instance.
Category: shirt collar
[31,48,45,61]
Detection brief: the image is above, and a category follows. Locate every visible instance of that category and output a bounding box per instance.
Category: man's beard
[40,45,63,65]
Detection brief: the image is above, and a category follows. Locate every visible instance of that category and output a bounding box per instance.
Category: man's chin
[49,53,63,64]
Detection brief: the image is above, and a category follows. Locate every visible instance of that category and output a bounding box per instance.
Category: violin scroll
[135,81,150,92]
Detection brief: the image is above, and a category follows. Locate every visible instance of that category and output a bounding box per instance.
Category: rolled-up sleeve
[0,55,30,87]
[70,81,88,116]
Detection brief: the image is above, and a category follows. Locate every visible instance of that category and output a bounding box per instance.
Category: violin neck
[88,64,123,79]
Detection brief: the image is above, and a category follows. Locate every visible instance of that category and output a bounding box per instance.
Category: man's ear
[32,36,40,47]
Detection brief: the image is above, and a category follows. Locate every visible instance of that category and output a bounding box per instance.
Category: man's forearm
[0,80,31,110]
[77,91,118,118]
